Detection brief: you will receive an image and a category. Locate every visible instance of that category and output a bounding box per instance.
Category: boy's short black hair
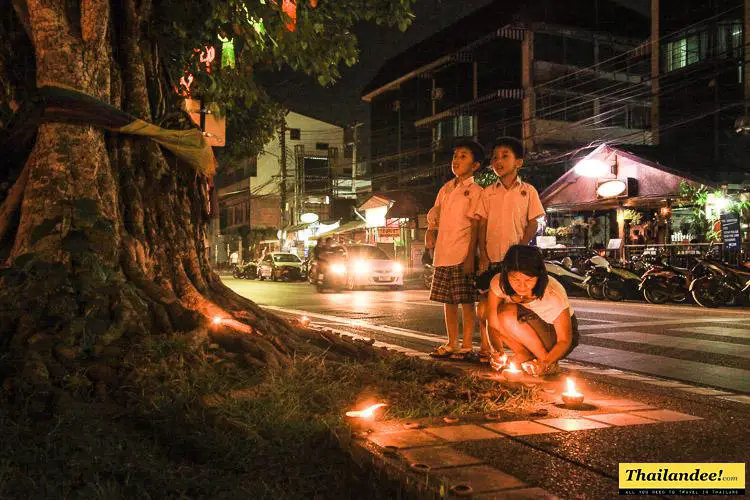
[500,245,548,298]
[491,136,524,160]
[453,138,485,166]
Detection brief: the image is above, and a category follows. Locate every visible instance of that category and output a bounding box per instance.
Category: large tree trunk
[0,0,296,394]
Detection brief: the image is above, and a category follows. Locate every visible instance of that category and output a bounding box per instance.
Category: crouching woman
[486,245,579,375]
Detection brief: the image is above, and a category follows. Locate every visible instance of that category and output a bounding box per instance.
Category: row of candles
[347,375,585,422]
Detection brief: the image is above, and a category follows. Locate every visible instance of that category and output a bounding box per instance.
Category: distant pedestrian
[475,137,545,367]
[229,250,239,266]
[485,245,579,376]
[426,138,486,360]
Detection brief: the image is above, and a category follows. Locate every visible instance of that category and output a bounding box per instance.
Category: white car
[343,245,404,290]
[258,252,305,281]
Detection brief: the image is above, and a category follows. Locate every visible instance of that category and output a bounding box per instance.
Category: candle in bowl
[502,362,523,382]
[345,403,387,432]
[561,377,585,407]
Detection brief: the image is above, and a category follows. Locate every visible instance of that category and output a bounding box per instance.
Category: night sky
[271,0,648,128]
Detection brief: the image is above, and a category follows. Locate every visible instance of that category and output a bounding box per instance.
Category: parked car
[258,252,305,281]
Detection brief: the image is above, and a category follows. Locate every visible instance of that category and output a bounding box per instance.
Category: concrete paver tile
[583,413,660,426]
[474,487,560,499]
[630,409,703,422]
[398,446,484,469]
[533,418,610,431]
[718,395,750,404]
[483,420,561,437]
[588,399,655,411]
[368,429,443,449]
[424,424,504,442]
[435,465,526,494]
[680,387,733,396]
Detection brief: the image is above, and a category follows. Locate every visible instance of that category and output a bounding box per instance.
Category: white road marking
[588,331,750,359]
[264,305,445,344]
[578,317,750,331]
[670,326,750,340]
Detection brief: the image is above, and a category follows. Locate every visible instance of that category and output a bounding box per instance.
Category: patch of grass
[0,336,538,499]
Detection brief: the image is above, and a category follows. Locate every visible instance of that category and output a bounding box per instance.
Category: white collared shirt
[428,176,484,267]
[490,275,574,323]
[475,177,545,263]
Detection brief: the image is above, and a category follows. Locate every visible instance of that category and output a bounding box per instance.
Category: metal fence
[540,242,750,270]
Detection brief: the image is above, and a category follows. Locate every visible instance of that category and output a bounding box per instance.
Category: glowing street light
[574,158,612,178]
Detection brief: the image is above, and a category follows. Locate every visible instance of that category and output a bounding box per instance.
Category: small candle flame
[506,362,521,373]
[212,316,223,325]
[300,315,310,325]
[345,403,387,419]
[564,377,581,396]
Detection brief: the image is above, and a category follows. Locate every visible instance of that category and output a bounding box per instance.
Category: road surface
[223,278,750,393]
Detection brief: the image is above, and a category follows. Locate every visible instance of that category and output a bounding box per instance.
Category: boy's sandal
[429,345,457,358]
[449,347,474,361]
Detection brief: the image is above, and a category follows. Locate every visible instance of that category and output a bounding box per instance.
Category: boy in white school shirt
[474,137,545,368]
[425,139,485,360]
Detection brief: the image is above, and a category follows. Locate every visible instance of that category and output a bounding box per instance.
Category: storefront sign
[720,212,741,250]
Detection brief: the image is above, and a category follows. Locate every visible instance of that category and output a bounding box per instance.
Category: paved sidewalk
[340,359,749,499]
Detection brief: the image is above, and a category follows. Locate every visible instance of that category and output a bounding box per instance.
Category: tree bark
[0,0,296,393]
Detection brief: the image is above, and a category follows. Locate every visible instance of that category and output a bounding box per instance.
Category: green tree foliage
[154,0,416,163]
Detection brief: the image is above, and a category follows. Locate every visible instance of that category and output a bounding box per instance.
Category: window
[436,115,475,141]
[664,32,705,72]
[289,128,301,140]
[245,156,257,177]
[273,253,301,263]
[316,142,329,150]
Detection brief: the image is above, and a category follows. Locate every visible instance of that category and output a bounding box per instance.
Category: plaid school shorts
[430,264,477,304]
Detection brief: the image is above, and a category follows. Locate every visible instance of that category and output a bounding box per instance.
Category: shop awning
[540,144,703,212]
[283,222,312,233]
[311,220,366,240]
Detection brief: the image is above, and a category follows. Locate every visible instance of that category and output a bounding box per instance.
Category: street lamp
[574,158,612,178]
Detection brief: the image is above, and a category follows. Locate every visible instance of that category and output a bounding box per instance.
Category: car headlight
[392,262,403,274]
[354,260,371,274]
[331,263,346,275]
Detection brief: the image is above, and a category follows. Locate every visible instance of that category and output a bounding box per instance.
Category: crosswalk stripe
[568,345,750,393]
[578,317,749,331]
[587,331,750,359]
[670,326,750,340]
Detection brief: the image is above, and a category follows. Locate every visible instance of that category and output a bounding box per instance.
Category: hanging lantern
[282,0,297,31]
[218,36,236,69]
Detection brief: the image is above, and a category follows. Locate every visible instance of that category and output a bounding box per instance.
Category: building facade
[211,111,358,264]
[654,0,750,183]
[362,0,652,193]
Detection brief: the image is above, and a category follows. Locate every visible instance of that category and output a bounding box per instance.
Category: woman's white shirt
[489,275,574,324]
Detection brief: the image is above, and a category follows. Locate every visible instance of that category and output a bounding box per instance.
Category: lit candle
[300,315,311,326]
[503,362,523,382]
[561,377,585,407]
[212,316,223,325]
[345,403,387,420]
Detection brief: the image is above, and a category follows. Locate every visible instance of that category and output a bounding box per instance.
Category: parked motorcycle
[690,256,750,308]
[581,254,610,300]
[231,262,257,280]
[639,258,692,304]
[602,256,645,302]
[545,259,588,297]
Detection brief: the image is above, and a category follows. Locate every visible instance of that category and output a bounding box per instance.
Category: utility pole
[279,113,288,227]
[745,0,750,114]
[651,0,660,145]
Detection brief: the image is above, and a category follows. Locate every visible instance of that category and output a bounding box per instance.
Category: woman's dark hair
[501,245,549,298]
